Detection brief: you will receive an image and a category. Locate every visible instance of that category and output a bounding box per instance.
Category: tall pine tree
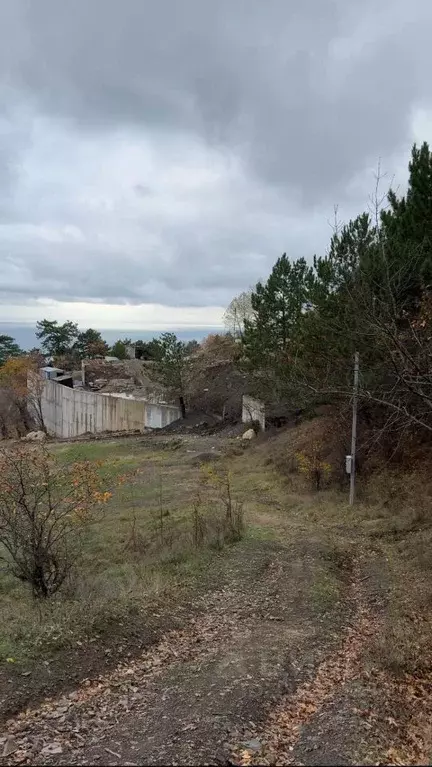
[380,141,432,306]
[243,254,311,368]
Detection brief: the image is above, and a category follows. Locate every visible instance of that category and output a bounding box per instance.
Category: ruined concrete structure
[40,378,181,438]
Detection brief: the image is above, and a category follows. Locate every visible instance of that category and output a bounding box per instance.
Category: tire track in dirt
[1,588,244,765]
[2,548,386,767]
[232,559,378,766]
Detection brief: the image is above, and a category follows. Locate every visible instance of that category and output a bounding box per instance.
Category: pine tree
[74,329,109,359]
[380,142,432,305]
[0,335,23,367]
[155,333,189,418]
[243,254,311,366]
[36,320,79,357]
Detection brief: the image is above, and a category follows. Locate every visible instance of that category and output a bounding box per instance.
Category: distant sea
[0,324,220,351]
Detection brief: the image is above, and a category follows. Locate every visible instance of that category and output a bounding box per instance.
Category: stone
[22,431,46,442]
[244,739,262,752]
[41,742,63,756]
[2,736,16,757]
[242,428,256,440]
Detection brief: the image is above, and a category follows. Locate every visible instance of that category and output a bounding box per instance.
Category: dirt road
[1,434,431,765]
[1,535,394,766]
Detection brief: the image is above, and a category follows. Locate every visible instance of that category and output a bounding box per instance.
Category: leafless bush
[0,446,111,598]
[219,473,244,543]
[189,465,245,550]
[202,465,245,544]
[124,511,149,557]
[296,444,333,491]
[0,388,30,439]
[191,482,206,548]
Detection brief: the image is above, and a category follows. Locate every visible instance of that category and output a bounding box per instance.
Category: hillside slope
[1,424,432,765]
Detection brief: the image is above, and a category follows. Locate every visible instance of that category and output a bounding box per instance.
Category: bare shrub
[267,412,349,490]
[203,465,245,543]
[189,465,245,550]
[124,511,149,557]
[149,469,170,546]
[205,510,226,550]
[0,445,112,598]
[191,481,206,548]
[0,357,46,436]
[0,389,26,439]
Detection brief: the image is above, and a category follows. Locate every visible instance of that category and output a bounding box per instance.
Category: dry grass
[261,413,349,489]
[235,418,432,678]
[364,529,432,675]
[0,438,244,662]
[2,418,432,689]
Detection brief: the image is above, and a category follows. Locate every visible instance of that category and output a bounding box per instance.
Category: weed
[191,482,206,549]
[310,569,341,612]
[202,465,245,544]
[124,511,149,557]
[319,541,354,573]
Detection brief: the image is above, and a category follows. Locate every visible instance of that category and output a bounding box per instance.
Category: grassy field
[0,436,225,663]
[1,430,431,666]
[1,427,432,763]
[0,432,350,662]
[1,426,432,760]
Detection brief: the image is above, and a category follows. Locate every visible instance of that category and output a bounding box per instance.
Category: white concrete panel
[41,379,181,438]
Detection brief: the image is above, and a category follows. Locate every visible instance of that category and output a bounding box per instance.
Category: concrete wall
[242,395,265,431]
[41,379,181,438]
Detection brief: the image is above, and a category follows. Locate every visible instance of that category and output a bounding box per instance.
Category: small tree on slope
[0,446,112,598]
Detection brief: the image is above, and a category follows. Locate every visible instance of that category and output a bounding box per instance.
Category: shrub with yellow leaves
[296,442,332,491]
[0,445,113,598]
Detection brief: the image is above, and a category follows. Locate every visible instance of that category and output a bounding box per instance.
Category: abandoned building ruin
[34,361,181,438]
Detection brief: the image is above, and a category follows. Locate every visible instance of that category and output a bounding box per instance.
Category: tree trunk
[179,395,186,419]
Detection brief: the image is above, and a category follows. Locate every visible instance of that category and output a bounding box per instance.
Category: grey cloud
[0,96,34,220]
[0,0,431,311]
[2,0,431,199]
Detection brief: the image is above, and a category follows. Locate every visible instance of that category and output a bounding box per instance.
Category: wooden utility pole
[349,352,360,506]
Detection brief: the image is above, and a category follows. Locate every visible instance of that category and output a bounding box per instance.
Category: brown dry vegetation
[251,416,432,680]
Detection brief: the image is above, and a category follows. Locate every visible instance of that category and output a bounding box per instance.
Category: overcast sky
[1,0,432,332]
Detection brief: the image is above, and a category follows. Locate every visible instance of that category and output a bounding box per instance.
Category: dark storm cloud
[0,0,431,312]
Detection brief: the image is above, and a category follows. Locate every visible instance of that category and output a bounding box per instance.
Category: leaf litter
[1,588,242,765]
[3,548,432,766]
[230,558,432,767]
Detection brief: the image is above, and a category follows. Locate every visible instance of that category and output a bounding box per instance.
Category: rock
[244,739,262,752]
[190,451,222,465]
[22,430,46,442]
[69,690,79,700]
[50,705,70,719]
[41,742,63,756]
[242,428,256,440]
[2,736,16,757]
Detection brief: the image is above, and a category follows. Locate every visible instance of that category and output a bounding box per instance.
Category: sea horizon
[0,323,221,351]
